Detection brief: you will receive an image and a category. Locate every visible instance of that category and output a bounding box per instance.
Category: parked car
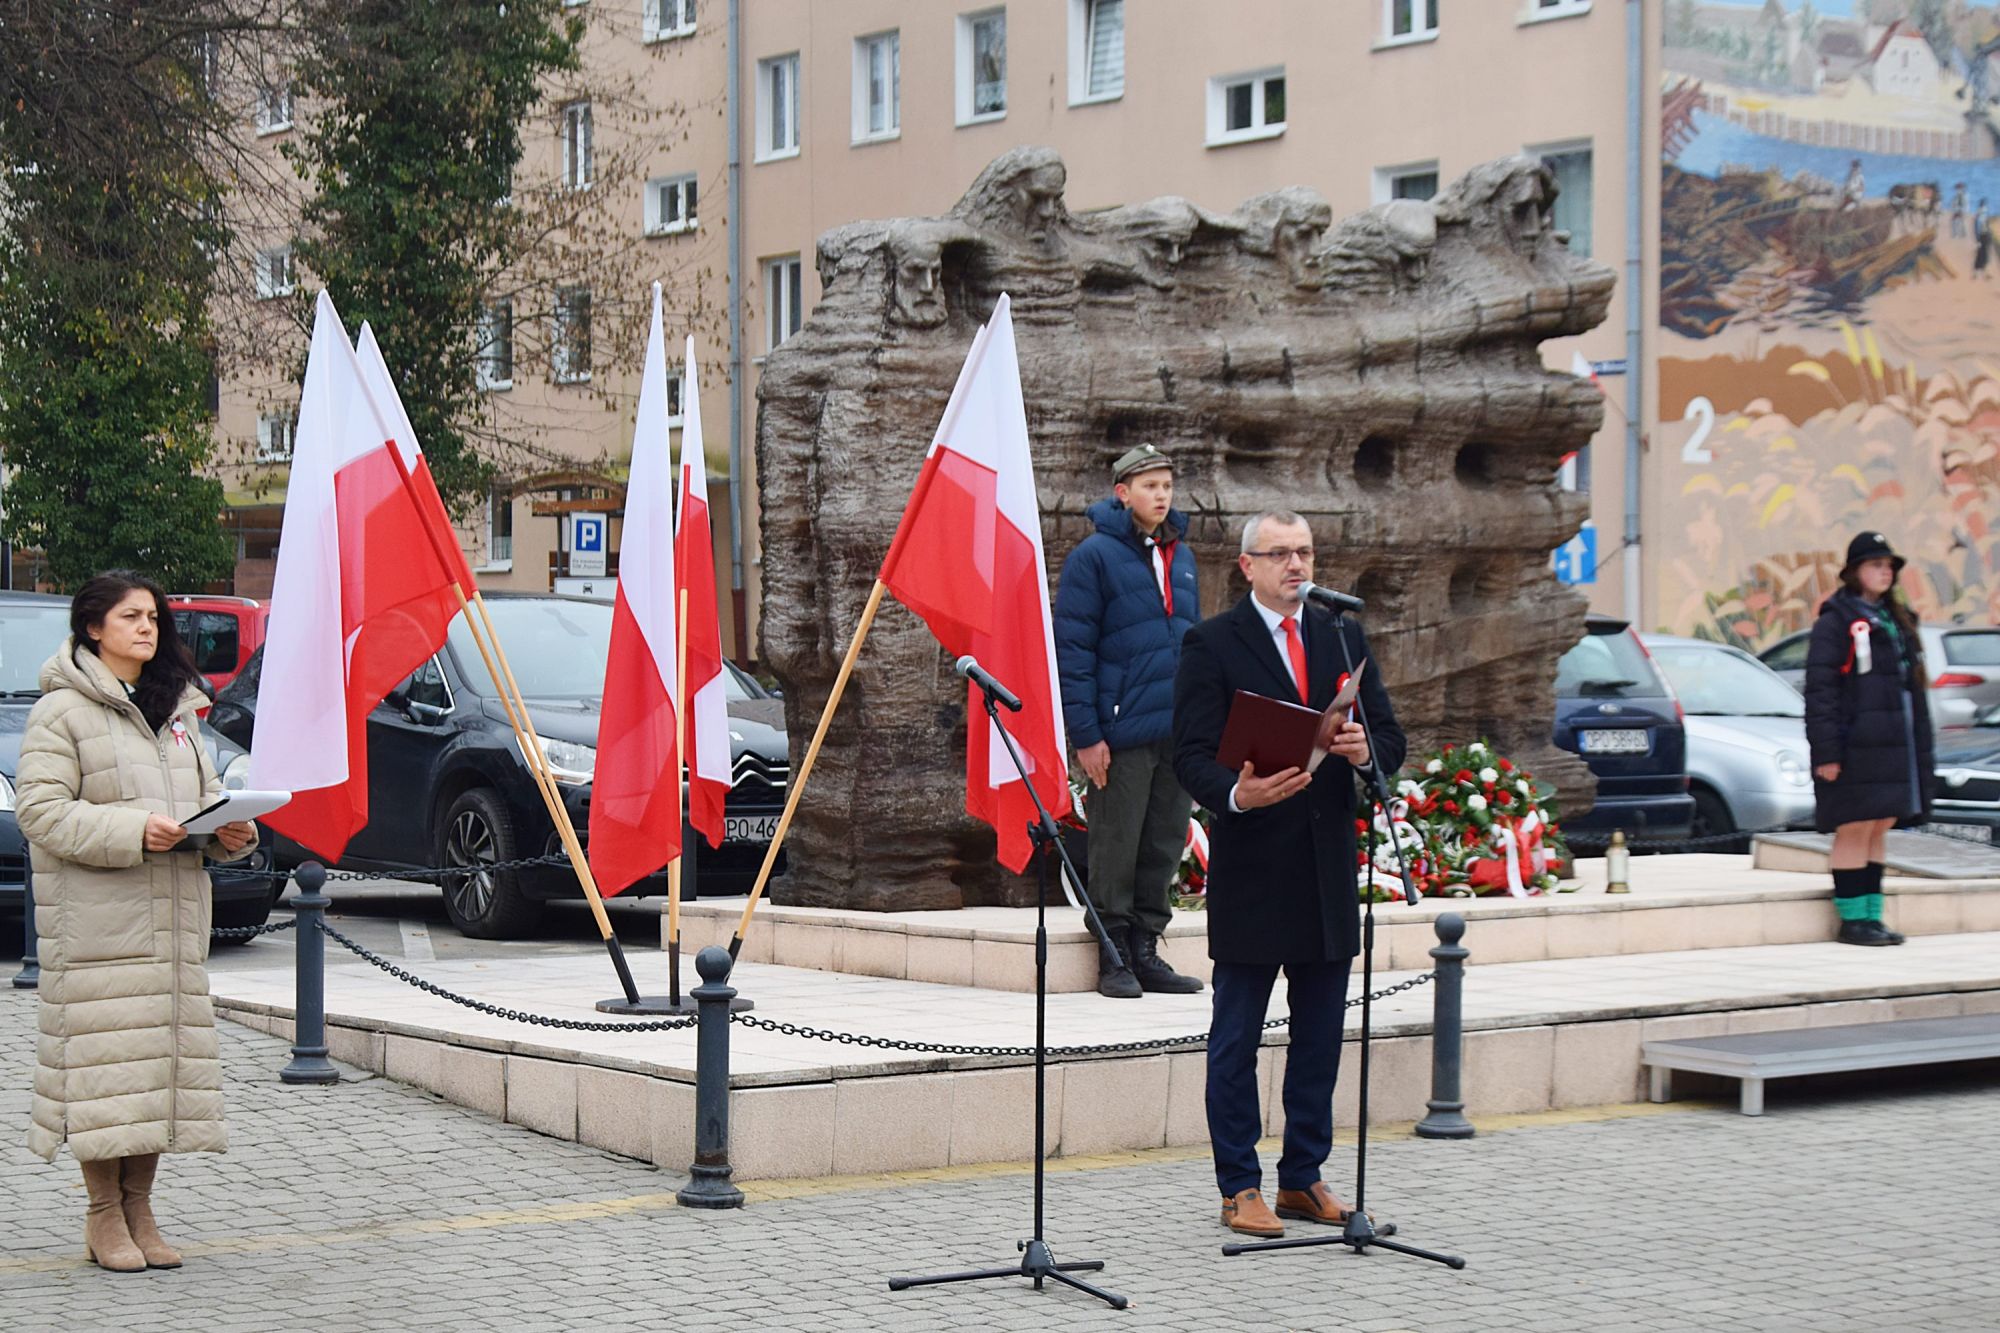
[1760,622,2000,730]
[204,594,790,938]
[1925,705,2000,840]
[168,595,268,695]
[0,590,279,941]
[1641,635,1816,851]
[1552,613,1695,841]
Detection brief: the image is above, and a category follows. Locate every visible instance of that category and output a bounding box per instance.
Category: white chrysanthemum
[1467,793,1488,811]
[1468,741,1487,755]
[1478,767,1498,784]
[1517,779,1531,794]
[1425,758,1443,774]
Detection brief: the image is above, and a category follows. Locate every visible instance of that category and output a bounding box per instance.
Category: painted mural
[1660,0,2000,646]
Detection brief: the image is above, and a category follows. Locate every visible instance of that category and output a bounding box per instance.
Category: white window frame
[560,101,594,190]
[1205,68,1286,148]
[476,300,514,392]
[756,54,801,163]
[198,34,222,96]
[665,370,686,428]
[254,80,293,135]
[254,244,295,299]
[1372,160,1441,205]
[645,172,699,236]
[1530,139,1594,257]
[765,255,803,353]
[255,411,296,463]
[956,9,1008,126]
[1379,0,1440,47]
[552,286,592,385]
[483,483,514,569]
[1523,0,1591,22]
[643,0,696,40]
[852,31,901,144]
[1067,0,1125,105]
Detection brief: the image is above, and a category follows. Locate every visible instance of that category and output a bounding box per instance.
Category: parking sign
[569,512,607,578]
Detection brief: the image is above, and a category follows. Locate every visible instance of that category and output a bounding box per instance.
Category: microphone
[954,655,1023,712]
[1296,582,1365,614]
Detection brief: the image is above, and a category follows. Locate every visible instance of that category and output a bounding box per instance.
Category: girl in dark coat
[1803,532,1934,946]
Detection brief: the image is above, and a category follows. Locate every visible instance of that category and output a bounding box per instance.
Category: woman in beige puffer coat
[17,571,259,1273]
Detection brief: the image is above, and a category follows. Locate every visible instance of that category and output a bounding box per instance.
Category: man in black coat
[1173,510,1406,1239]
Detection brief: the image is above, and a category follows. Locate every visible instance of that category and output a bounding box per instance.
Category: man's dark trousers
[1206,957,1353,1197]
[1084,738,1191,940]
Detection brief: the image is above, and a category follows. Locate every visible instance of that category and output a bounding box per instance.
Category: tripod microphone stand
[888,672,1129,1310]
[1223,605,1465,1270]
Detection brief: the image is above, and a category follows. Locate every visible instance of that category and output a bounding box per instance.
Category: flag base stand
[595,994,753,1015]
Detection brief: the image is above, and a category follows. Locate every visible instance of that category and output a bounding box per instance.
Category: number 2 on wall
[1680,396,1715,464]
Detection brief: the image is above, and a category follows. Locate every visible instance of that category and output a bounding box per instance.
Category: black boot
[1866,864,1906,944]
[1129,930,1203,994]
[1837,919,1893,946]
[1096,926,1142,999]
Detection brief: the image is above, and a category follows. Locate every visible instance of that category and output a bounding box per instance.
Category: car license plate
[1580,728,1649,755]
[725,814,779,844]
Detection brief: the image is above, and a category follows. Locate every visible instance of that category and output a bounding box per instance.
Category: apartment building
[213,0,1652,660]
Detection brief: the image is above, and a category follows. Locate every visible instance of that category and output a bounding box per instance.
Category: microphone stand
[888,674,1129,1310]
[1223,604,1465,1270]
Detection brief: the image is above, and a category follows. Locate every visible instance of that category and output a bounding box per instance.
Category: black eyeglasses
[1245,547,1315,564]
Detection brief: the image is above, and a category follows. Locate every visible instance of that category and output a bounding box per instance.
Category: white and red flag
[877,295,1070,872]
[588,285,682,895]
[249,293,474,861]
[676,338,730,850]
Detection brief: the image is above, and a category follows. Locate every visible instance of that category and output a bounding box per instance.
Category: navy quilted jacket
[1054,498,1199,750]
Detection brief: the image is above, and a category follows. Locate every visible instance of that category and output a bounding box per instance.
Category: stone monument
[757,148,1613,911]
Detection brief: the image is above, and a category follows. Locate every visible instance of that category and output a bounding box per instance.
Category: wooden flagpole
[729,578,888,959]
[666,586,690,1005]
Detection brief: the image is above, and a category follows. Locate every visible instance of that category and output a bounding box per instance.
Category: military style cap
[1111,443,1174,483]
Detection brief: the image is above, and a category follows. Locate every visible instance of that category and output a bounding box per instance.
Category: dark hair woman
[1802,533,1933,947]
[15,571,259,1271]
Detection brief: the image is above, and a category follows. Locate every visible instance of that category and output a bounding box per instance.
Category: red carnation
[1455,769,1475,784]
[1443,800,1460,815]
[1495,789,1513,807]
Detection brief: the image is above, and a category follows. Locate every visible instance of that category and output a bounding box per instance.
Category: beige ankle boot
[120,1154,182,1269]
[80,1158,146,1272]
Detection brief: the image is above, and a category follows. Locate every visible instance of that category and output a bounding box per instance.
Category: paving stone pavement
[2,988,1995,1332]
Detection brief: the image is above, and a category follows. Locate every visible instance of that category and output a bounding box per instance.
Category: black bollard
[1414,912,1475,1140]
[12,858,39,989]
[280,862,340,1086]
[677,946,745,1209]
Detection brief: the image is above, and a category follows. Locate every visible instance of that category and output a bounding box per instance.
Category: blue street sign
[1589,359,1628,377]
[1554,522,1596,585]
[572,514,606,554]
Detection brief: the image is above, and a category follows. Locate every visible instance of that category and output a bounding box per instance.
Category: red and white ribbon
[1848,619,1873,675]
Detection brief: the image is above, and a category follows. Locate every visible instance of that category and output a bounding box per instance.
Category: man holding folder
[1172,510,1406,1239]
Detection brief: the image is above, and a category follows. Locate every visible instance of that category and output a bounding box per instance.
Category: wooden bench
[1642,1012,2000,1116]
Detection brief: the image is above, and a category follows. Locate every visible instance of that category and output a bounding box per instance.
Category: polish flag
[249,293,473,861]
[676,339,730,850]
[588,286,682,895]
[877,295,1070,872]
[1569,350,1600,386]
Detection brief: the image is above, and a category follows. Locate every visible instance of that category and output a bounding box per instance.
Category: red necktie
[1280,616,1308,703]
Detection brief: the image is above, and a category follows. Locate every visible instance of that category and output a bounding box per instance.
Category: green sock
[1864,892,1885,921]
[1835,894,1872,922]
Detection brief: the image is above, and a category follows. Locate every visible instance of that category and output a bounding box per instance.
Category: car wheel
[209,847,280,947]
[438,788,543,939]
[1689,787,1747,855]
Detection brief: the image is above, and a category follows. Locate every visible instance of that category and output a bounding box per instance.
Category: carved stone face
[1018,164,1067,247]
[893,250,947,326]
[1506,171,1555,255]
[1274,219,1325,290]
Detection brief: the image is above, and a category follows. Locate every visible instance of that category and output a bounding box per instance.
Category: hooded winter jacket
[1053,498,1199,751]
[18,640,258,1163]
[1803,591,1935,832]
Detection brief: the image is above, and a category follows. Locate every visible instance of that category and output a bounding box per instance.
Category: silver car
[1760,623,2000,731]
[1641,636,1817,850]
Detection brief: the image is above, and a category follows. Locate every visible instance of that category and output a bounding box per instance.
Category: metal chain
[209,918,299,940]
[314,919,698,1033]
[732,971,1436,1059]
[321,854,570,884]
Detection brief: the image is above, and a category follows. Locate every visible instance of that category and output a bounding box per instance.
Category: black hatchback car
[1551,612,1696,841]
[204,594,789,938]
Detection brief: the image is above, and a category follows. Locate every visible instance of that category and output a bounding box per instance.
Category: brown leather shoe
[1220,1188,1285,1238]
[1275,1182,1361,1225]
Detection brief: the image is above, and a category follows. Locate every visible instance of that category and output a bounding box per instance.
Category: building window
[197,34,222,96]
[553,286,592,384]
[643,0,696,41]
[476,301,514,391]
[254,80,293,134]
[560,101,593,189]
[765,255,802,352]
[646,172,698,235]
[757,54,800,161]
[1383,0,1440,43]
[255,244,295,299]
[1528,0,1591,19]
[1069,0,1124,104]
[1374,161,1440,204]
[956,10,1007,124]
[853,31,900,142]
[1206,69,1285,146]
[487,484,514,564]
[1536,144,1593,257]
[256,411,296,463]
[666,370,686,427]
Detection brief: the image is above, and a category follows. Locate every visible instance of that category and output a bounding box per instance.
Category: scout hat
[1841,530,1905,577]
[1111,443,1173,483]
